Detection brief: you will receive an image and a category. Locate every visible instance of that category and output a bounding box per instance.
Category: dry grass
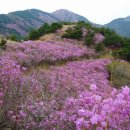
[39,25,76,42]
[40,33,62,41]
[107,61,130,88]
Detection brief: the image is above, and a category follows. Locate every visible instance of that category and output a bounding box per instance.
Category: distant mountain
[52,9,89,22]
[105,16,130,37]
[0,9,90,38]
[0,9,59,37]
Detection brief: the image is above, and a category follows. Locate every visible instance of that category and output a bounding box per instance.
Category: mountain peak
[53,9,75,14]
[52,9,89,22]
[53,9,70,12]
[126,15,130,19]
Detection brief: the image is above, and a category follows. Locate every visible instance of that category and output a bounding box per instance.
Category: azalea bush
[0,56,42,129]
[2,58,129,130]
[0,56,129,130]
[0,39,130,130]
[57,85,130,130]
[0,56,26,128]
[6,84,130,130]
[5,41,94,67]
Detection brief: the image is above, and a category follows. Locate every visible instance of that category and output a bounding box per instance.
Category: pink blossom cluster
[8,60,116,130]
[0,40,130,129]
[94,33,105,44]
[0,56,24,89]
[42,59,112,95]
[0,56,41,128]
[10,85,130,130]
[5,41,94,67]
[56,86,130,130]
[0,56,25,127]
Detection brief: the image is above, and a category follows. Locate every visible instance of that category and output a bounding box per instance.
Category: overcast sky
[0,0,130,24]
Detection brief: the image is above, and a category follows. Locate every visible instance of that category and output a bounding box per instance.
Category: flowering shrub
[0,56,42,129]
[9,59,113,129]
[5,41,94,67]
[45,59,111,95]
[94,33,105,44]
[0,56,26,128]
[9,85,130,130]
[0,40,130,130]
[56,86,130,130]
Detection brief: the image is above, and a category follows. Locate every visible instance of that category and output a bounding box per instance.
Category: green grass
[107,61,130,88]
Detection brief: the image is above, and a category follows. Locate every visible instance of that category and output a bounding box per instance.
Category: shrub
[9,35,17,41]
[103,34,123,47]
[62,28,83,40]
[50,22,62,32]
[58,86,130,130]
[94,27,116,36]
[28,30,39,40]
[37,23,51,35]
[0,56,27,129]
[95,43,104,52]
[5,41,93,67]
[116,40,130,61]
[28,23,63,40]
[85,32,95,46]
[107,61,130,88]
[0,37,7,49]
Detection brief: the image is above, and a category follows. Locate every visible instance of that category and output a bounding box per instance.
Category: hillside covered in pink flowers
[0,22,130,130]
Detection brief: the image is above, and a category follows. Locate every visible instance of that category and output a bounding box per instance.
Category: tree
[62,28,83,40]
[103,34,123,47]
[0,36,7,49]
[38,23,51,35]
[9,35,17,41]
[50,23,62,32]
[28,30,39,40]
[85,32,95,46]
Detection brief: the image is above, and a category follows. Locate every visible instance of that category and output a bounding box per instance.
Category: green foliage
[27,21,130,62]
[117,45,130,61]
[94,27,116,36]
[107,61,130,88]
[28,22,63,40]
[103,34,123,47]
[62,28,83,40]
[95,43,104,52]
[9,35,17,41]
[76,21,87,28]
[85,32,95,46]
[75,21,92,30]
[111,37,130,61]
[0,36,7,49]
[28,30,39,40]
[38,23,51,35]
[62,21,92,40]
[85,23,92,29]
[50,22,62,32]
[90,26,130,61]
[61,22,73,25]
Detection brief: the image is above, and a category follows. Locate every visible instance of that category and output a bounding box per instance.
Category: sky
[0,0,130,25]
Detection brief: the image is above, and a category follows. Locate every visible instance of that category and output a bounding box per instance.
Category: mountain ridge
[105,16,130,37]
[1,8,130,38]
[0,9,89,37]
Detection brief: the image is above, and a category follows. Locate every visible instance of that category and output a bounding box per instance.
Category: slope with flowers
[0,29,130,130]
